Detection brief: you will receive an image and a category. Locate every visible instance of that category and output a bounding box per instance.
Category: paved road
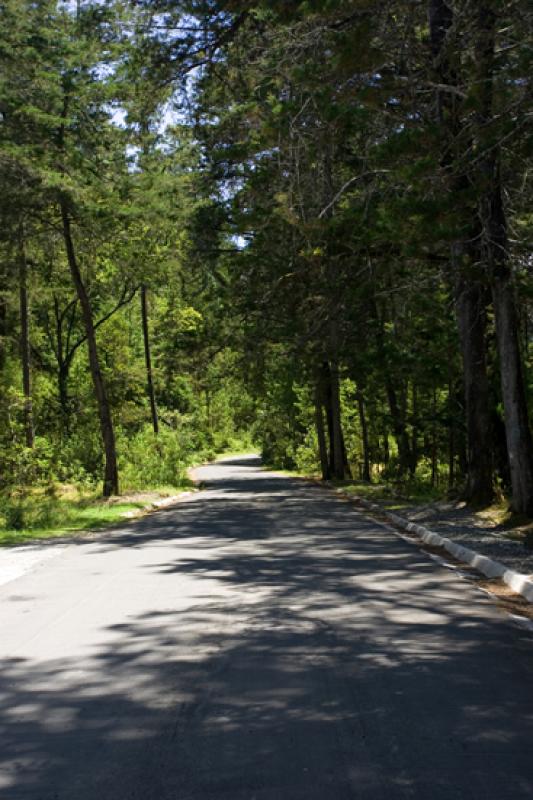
[1,456,533,799]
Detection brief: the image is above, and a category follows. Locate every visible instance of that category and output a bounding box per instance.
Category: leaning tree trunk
[18,231,34,448]
[61,204,118,497]
[141,285,159,435]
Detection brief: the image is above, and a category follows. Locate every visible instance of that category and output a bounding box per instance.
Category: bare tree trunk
[61,204,118,497]
[18,232,34,448]
[141,285,159,435]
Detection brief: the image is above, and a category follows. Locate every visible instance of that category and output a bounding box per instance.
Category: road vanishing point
[1,456,533,799]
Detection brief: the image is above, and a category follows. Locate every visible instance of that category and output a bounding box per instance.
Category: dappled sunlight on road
[1,457,533,798]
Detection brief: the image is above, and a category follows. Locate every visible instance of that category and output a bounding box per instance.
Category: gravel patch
[385,500,533,577]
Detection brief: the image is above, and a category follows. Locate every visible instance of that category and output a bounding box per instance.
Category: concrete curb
[345,493,533,604]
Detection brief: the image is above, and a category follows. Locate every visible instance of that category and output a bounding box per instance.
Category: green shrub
[118,424,209,490]
[3,499,27,530]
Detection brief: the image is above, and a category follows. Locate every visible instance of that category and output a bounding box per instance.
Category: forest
[1,0,532,539]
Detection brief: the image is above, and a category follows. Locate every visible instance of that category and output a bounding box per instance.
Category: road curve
[1,455,533,799]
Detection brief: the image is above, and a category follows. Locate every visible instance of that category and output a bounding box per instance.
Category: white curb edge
[350,495,533,604]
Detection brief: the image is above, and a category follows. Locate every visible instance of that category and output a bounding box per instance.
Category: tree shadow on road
[2,459,533,798]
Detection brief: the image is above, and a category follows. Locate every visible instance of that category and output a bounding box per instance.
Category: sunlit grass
[330,480,443,507]
[0,484,186,547]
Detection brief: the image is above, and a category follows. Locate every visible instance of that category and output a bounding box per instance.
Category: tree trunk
[428,0,494,505]
[410,382,419,478]
[141,285,159,435]
[58,363,71,434]
[357,389,371,482]
[61,204,118,496]
[385,378,412,478]
[473,4,533,515]
[447,373,456,490]
[18,233,34,448]
[314,381,330,480]
[486,180,533,511]
[370,298,412,478]
[492,270,533,514]
[329,359,349,480]
[382,431,390,466]
[53,297,71,436]
[321,361,350,480]
[431,387,438,487]
[454,274,493,505]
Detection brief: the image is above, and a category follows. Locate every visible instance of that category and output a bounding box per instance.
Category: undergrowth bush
[0,490,69,532]
[3,498,27,530]
[0,437,59,490]
[118,425,215,491]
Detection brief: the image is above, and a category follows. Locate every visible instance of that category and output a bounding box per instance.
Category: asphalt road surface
[1,456,533,799]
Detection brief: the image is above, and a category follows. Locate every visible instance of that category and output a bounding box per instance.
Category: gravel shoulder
[373,498,533,577]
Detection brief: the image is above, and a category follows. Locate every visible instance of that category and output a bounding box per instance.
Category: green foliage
[0,0,532,516]
[0,488,148,546]
[118,425,212,491]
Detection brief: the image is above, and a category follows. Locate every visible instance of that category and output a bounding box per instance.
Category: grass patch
[260,460,320,479]
[0,484,188,547]
[330,480,442,507]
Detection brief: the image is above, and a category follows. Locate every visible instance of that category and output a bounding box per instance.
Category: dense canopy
[1,0,532,522]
